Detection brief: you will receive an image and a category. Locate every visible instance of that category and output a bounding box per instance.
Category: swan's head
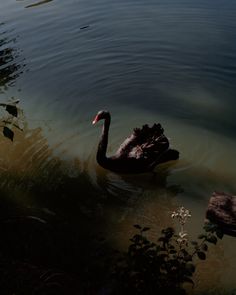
[92,110,110,124]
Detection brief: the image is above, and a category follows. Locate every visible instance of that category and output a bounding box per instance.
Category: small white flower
[171,206,191,224]
[171,206,191,245]
[179,231,187,238]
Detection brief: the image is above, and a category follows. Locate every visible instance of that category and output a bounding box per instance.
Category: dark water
[1,0,236,293]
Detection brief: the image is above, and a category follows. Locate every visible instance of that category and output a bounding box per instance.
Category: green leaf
[143,239,150,245]
[128,244,137,254]
[6,105,17,117]
[180,249,188,256]
[206,235,217,244]
[216,229,224,239]
[169,249,177,254]
[142,227,150,232]
[3,126,14,141]
[201,243,208,251]
[197,251,206,260]
[162,227,175,237]
[198,234,206,239]
[158,237,168,242]
[203,222,218,232]
[168,245,175,249]
[184,255,193,262]
[185,263,196,274]
[146,249,156,256]
[132,234,142,243]
[183,276,194,286]
[158,253,168,260]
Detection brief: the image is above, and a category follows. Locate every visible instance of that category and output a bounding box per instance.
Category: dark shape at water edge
[0,99,22,141]
[0,23,26,92]
[93,110,179,174]
[6,104,18,117]
[3,126,14,141]
[206,192,236,237]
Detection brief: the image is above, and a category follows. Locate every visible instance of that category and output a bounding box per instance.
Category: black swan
[92,110,179,173]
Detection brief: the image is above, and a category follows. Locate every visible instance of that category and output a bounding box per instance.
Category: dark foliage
[111,223,224,295]
[3,126,14,141]
[6,104,17,117]
[0,100,21,140]
[0,212,226,295]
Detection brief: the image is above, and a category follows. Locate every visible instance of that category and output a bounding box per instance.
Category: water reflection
[0,23,25,92]
[93,163,182,200]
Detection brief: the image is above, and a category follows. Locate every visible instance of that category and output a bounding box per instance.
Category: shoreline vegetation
[0,202,228,295]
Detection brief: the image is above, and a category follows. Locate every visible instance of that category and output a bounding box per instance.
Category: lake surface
[1,0,236,293]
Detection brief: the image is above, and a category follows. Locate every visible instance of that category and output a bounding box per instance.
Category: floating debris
[80,25,90,30]
[25,0,53,8]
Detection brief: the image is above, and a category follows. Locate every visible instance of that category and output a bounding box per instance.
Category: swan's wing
[115,133,137,158]
[115,123,169,160]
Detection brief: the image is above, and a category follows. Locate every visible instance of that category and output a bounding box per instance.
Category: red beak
[92,115,99,125]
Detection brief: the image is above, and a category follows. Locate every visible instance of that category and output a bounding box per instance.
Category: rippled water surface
[1,0,236,293]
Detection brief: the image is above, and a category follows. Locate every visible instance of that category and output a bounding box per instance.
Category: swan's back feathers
[115,123,169,160]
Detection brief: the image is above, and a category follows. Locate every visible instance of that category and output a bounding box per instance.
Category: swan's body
[93,110,179,173]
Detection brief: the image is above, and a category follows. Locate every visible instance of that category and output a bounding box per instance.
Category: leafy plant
[111,207,224,295]
[0,98,23,140]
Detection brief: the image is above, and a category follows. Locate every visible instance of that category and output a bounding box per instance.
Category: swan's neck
[97,115,111,166]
